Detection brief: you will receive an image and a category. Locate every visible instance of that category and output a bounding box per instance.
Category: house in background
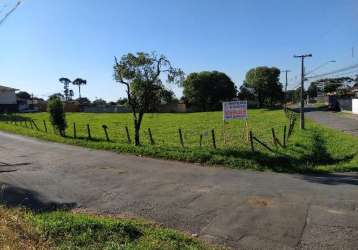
[0,85,18,112]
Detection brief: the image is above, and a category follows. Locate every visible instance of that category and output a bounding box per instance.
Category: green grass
[1,109,357,173]
[0,206,218,249]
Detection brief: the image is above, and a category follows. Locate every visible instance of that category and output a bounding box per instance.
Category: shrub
[48,97,67,136]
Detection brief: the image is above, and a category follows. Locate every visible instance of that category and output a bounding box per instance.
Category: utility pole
[282,70,290,111]
[294,54,312,130]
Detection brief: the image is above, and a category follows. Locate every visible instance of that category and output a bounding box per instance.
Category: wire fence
[0,110,298,153]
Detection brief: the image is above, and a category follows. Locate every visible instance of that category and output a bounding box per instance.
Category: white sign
[223,101,247,121]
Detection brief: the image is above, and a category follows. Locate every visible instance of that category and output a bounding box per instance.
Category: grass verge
[0,206,219,250]
[0,110,357,173]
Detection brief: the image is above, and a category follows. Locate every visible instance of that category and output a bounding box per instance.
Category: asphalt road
[304,107,358,136]
[0,131,357,249]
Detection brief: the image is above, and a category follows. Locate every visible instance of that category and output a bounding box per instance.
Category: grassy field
[0,109,357,173]
[0,206,217,249]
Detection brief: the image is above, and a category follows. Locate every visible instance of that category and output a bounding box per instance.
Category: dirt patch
[247,196,274,207]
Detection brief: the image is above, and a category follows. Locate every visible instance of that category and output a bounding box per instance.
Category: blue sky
[0,0,358,101]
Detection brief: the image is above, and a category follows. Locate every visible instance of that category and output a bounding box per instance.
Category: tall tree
[16,91,31,100]
[72,78,87,98]
[59,77,72,101]
[307,82,318,98]
[114,52,184,146]
[310,77,354,94]
[69,89,74,100]
[183,71,237,111]
[238,82,256,100]
[245,67,283,107]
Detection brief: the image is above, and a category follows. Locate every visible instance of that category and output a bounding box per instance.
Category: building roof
[0,85,18,91]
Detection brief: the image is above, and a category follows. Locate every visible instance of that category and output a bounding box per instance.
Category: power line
[305,60,336,76]
[307,63,358,80]
[0,0,22,27]
[325,69,358,79]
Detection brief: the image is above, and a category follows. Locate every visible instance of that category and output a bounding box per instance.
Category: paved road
[304,107,358,136]
[0,131,357,249]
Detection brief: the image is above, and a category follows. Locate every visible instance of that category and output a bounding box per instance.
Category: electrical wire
[306,61,336,76]
[0,0,22,27]
[307,63,358,80]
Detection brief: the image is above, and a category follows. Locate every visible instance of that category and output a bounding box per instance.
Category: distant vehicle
[20,108,39,113]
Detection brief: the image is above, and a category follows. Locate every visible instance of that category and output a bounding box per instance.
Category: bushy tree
[311,77,354,95]
[76,97,91,105]
[16,91,31,100]
[114,52,184,145]
[48,93,64,101]
[238,81,256,100]
[117,98,128,106]
[92,98,107,106]
[307,82,318,98]
[183,71,237,111]
[324,83,342,93]
[159,89,176,104]
[48,97,67,136]
[245,67,283,107]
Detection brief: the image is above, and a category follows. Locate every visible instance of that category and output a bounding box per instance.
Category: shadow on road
[0,183,76,212]
[299,173,358,186]
[289,106,328,113]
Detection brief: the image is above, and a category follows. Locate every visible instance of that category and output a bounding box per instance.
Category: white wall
[353,99,358,114]
[0,89,17,104]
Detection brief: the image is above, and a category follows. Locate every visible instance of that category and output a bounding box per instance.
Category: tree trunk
[78,85,81,99]
[133,113,144,146]
[258,93,263,108]
[134,121,140,146]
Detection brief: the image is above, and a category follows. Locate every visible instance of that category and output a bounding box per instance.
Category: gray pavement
[0,131,357,249]
[304,108,358,136]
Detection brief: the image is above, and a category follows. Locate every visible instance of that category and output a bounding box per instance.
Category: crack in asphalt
[296,202,311,248]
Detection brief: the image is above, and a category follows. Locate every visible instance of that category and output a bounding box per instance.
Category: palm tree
[59,77,71,101]
[72,78,87,99]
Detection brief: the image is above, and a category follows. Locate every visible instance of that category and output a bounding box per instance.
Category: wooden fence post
[43,120,48,133]
[102,125,110,142]
[288,116,296,139]
[199,134,203,147]
[125,126,131,144]
[32,120,40,131]
[283,125,287,148]
[87,124,91,139]
[148,128,154,145]
[271,128,277,147]
[211,129,216,149]
[73,122,77,138]
[249,131,254,152]
[178,128,184,147]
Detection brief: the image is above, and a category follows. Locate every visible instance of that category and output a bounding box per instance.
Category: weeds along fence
[0,111,298,153]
